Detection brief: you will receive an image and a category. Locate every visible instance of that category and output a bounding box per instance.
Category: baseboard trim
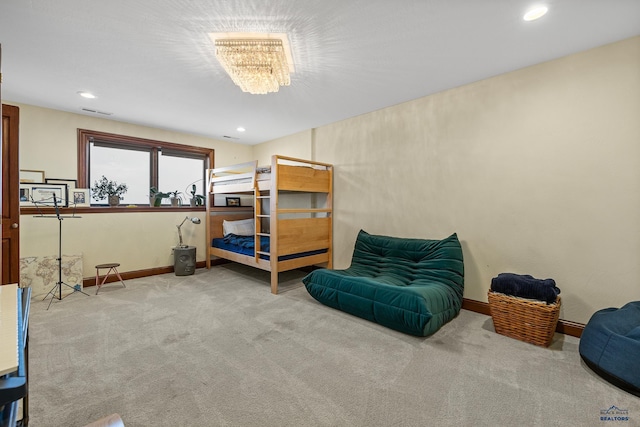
[462,298,584,338]
[555,320,585,338]
[461,298,491,316]
[83,261,208,287]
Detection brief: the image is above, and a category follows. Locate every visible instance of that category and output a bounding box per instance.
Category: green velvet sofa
[302,230,464,337]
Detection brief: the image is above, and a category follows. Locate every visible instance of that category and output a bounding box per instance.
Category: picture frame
[20,183,68,207]
[19,169,45,183]
[69,188,90,207]
[45,178,78,189]
[19,186,31,205]
[225,197,241,207]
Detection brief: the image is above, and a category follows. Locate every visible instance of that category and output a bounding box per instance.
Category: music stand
[34,196,89,309]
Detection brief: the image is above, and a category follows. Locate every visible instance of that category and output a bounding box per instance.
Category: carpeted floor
[27,264,639,427]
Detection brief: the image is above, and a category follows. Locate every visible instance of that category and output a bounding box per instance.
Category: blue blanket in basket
[490,273,560,304]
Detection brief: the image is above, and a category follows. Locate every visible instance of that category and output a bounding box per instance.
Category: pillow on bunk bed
[223,219,254,236]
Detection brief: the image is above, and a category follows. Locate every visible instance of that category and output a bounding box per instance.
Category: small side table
[174,246,196,276]
[95,263,126,294]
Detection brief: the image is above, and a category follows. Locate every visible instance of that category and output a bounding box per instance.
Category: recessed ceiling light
[77,91,96,99]
[523,6,548,21]
[237,127,246,132]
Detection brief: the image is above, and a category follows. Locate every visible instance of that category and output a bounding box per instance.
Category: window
[90,142,151,205]
[78,129,213,207]
[158,150,206,204]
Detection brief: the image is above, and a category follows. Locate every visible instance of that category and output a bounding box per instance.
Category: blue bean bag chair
[302,230,464,337]
[579,301,640,397]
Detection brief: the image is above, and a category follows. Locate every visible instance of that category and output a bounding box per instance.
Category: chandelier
[215,38,291,95]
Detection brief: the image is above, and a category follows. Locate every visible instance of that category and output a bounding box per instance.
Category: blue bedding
[212,234,326,261]
[223,234,269,251]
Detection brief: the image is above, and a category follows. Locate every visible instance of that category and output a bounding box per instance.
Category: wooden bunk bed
[205,155,333,294]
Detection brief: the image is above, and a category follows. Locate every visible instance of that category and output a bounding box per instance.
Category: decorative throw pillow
[223,219,254,236]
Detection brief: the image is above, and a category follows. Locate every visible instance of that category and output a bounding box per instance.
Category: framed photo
[19,169,45,183]
[69,188,90,207]
[20,183,68,207]
[45,178,77,189]
[226,197,241,207]
[19,186,31,204]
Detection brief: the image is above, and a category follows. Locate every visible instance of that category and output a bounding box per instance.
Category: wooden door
[2,103,20,284]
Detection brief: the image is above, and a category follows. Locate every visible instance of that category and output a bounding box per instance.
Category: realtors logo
[600,406,629,422]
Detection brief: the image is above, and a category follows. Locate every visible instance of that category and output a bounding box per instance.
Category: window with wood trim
[78,129,213,206]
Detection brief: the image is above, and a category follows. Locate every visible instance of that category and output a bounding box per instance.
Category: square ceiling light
[209,32,295,94]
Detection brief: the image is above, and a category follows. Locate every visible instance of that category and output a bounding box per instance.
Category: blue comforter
[223,234,269,251]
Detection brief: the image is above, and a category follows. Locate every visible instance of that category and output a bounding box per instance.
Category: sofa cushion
[303,230,464,337]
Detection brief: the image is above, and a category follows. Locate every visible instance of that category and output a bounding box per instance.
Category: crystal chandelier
[215,38,291,95]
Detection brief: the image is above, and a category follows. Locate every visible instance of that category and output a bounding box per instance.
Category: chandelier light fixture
[211,33,293,95]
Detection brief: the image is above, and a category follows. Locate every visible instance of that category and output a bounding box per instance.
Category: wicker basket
[488,291,561,347]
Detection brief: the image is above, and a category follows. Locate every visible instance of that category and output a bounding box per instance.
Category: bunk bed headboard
[208,208,253,239]
[273,155,332,193]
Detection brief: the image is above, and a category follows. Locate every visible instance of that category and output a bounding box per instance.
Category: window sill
[20,206,206,215]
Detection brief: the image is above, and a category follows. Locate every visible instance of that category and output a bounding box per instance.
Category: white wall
[10,103,254,274]
[255,36,640,324]
[20,211,206,274]
[252,129,313,166]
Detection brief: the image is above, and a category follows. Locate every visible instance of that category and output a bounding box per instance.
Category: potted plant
[168,190,182,207]
[189,184,205,207]
[149,187,169,207]
[91,176,128,207]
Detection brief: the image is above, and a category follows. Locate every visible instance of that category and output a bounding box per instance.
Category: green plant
[91,176,128,201]
[189,184,205,206]
[192,195,205,206]
[150,187,169,207]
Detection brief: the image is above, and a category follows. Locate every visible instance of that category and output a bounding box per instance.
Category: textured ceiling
[1,0,639,145]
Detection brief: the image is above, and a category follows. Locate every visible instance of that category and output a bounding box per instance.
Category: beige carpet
[27,264,640,427]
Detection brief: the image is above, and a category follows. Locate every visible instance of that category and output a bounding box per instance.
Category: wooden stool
[95,263,126,294]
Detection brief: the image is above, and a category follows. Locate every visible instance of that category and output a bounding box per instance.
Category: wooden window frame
[76,129,213,212]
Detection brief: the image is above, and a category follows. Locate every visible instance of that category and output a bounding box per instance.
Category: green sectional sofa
[302,230,464,337]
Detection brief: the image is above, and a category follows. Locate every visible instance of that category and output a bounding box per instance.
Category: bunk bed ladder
[254,186,271,262]
[269,156,279,294]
